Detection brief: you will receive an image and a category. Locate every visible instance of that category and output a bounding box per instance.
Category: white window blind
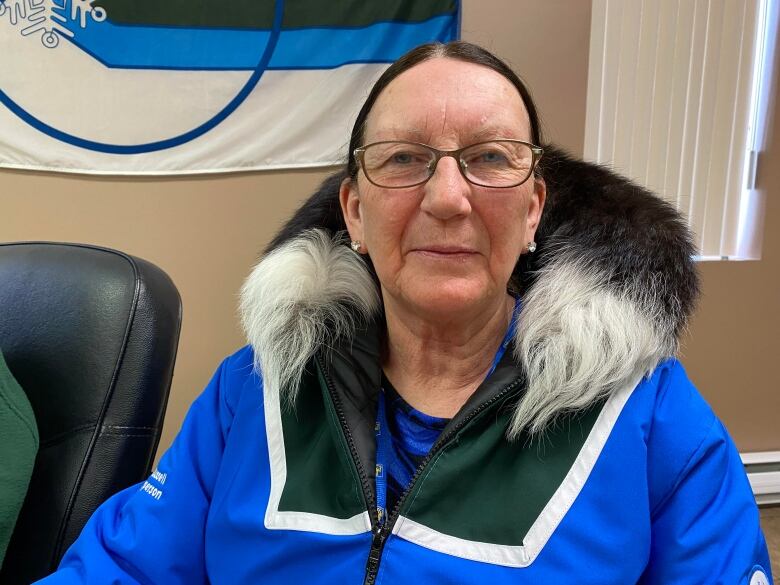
[584,0,775,259]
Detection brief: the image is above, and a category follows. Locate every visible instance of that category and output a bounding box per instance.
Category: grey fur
[508,255,673,438]
[239,229,380,403]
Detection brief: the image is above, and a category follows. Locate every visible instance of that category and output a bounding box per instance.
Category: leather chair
[0,242,182,584]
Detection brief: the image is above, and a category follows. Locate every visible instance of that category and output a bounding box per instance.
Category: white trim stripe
[263,381,371,535]
[393,374,642,567]
[392,518,530,567]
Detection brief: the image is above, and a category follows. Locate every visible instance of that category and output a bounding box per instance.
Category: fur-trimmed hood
[240,146,700,437]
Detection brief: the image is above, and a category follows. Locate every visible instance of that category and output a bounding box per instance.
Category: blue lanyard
[487,296,521,378]
[374,297,521,525]
[374,392,391,526]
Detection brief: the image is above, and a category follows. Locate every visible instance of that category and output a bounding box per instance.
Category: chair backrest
[0,242,182,584]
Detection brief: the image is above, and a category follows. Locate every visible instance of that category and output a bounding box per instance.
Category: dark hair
[346,40,543,180]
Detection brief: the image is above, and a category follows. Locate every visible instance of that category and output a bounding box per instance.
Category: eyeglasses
[353,139,543,189]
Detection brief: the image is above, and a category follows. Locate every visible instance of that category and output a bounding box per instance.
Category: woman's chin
[392,279,501,320]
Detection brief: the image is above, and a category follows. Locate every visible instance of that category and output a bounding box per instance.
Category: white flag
[0,0,459,174]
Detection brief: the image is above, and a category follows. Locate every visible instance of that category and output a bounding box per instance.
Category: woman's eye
[387,151,428,165]
[391,152,414,164]
[476,150,507,163]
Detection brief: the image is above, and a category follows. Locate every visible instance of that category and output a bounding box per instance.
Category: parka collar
[239,146,700,438]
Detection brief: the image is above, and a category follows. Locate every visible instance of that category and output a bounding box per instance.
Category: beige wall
[2,1,777,455]
[461,1,592,157]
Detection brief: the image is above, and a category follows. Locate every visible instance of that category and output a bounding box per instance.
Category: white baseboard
[741,451,780,506]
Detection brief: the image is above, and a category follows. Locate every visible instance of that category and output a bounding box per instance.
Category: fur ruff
[240,146,700,437]
[240,229,380,405]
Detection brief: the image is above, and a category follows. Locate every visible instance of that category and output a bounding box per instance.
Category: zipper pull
[364,529,385,585]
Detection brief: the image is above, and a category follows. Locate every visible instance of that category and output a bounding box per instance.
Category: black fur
[266,146,700,336]
[526,146,700,336]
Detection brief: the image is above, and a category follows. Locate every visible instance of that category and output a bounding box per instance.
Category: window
[584,0,777,260]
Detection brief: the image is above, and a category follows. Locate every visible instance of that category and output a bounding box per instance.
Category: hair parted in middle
[345,40,544,182]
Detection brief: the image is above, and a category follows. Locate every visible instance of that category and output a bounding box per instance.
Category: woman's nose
[420,155,472,219]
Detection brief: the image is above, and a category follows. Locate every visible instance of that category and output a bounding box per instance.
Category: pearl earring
[350,240,362,253]
[527,241,537,253]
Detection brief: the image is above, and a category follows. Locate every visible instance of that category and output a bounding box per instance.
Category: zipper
[316,354,378,531]
[363,377,523,584]
[317,352,523,585]
[364,528,385,585]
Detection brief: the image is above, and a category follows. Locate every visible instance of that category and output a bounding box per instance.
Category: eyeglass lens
[361,141,535,188]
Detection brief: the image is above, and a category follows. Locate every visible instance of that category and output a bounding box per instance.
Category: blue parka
[37,340,772,584]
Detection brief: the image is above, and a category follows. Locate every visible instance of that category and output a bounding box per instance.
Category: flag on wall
[0,0,459,174]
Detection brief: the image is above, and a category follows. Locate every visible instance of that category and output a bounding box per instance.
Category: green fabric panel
[277,367,365,519]
[0,350,38,569]
[403,401,603,545]
[93,0,456,30]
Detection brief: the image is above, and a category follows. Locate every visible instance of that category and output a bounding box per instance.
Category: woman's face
[341,57,545,321]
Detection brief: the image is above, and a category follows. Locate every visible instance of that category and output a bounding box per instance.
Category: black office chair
[0,242,182,585]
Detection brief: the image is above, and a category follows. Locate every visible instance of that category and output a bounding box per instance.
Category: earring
[350,240,362,253]
[527,241,537,253]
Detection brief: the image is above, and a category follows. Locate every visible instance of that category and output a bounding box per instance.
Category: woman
[39,42,772,584]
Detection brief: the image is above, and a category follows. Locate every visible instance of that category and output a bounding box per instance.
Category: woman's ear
[525,176,546,242]
[339,176,364,243]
